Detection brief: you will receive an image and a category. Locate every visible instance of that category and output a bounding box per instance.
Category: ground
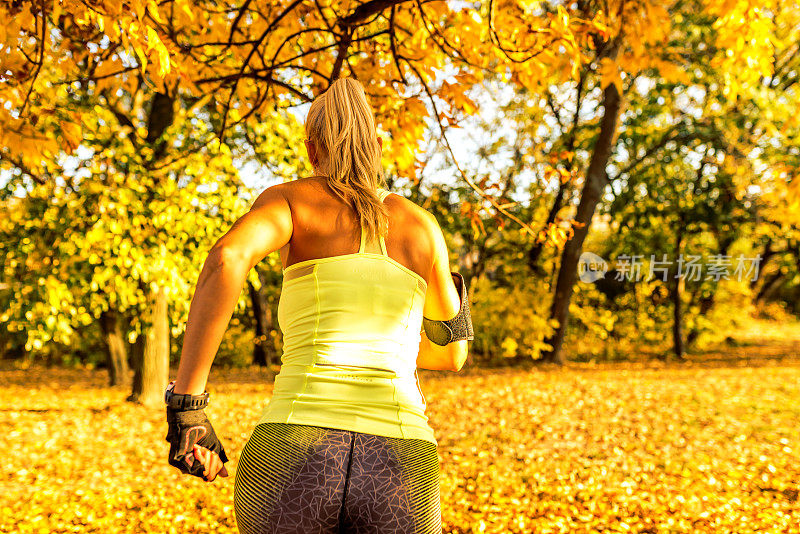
[2,320,799,533]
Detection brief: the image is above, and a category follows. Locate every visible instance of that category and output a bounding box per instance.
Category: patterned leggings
[234,423,442,534]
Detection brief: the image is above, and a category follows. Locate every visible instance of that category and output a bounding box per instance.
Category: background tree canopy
[1,0,798,405]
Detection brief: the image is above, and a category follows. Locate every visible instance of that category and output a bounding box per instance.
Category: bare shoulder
[384,191,437,229]
[256,177,322,212]
[383,191,441,270]
[266,176,313,198]
[252,180,290,204]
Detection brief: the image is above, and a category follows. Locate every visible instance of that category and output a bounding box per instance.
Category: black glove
[165,407,229,481]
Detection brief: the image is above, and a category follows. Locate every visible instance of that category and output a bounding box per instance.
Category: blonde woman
[164,77,473,533]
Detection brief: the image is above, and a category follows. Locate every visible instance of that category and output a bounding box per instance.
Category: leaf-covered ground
[3,334,800,533]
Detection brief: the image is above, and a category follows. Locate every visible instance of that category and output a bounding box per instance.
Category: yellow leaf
[501,337,518,358]
[598,57,623,94]
[60,121,82,152]
[181,1,195,21]
[94,58,124,79]
[147,0,164,23]
[146,26,159,52]
[154,40,171,77]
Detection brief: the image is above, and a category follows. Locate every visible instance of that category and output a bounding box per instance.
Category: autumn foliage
[3,345,800,533]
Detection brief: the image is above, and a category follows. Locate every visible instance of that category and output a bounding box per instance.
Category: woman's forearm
[172,247,251,395]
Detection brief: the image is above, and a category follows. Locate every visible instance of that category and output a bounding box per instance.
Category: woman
[164,77,474,533]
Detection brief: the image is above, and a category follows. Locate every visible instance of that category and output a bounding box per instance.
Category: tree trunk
[99,309,129,386]
[248,279,269,367]
[750,239,775,291]
[540,43,624,365]
[672,274,686,360]
[756,271,785,303]
[128,283,170,406]
[687,236,734,346]
[671,225,686,360]
[249,268,282,370]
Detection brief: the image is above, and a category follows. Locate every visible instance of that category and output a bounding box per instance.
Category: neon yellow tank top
[256,187,437,445]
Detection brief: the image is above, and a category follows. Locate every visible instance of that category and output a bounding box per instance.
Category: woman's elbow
[417,334,470,372]
[450,341,469,372]
[204,246,254,279]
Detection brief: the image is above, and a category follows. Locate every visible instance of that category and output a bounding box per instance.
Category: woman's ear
[305,138,319,169]
[377,136,383,151]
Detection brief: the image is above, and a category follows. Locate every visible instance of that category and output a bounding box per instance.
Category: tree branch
[330,28,353,81]
[339,0,409,27]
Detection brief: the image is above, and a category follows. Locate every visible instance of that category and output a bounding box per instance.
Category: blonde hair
[305,78,388,242]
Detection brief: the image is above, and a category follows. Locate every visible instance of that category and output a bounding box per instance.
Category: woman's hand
[165,406,229,480]
[193,444,229,482]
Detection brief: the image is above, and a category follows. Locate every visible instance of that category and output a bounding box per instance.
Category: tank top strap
[358,188,390,256]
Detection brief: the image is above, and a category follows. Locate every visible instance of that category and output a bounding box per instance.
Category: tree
[1,0,787,381]
[540,0,786,363]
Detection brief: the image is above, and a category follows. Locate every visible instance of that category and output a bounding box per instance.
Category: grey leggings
[234,423,442,533]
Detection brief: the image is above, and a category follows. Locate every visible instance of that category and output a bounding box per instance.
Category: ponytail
[305,78,388,242]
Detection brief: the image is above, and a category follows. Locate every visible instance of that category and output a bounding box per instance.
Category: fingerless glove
[165,407,229,481]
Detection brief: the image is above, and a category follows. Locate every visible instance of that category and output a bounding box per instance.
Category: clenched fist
[165,407,229,482]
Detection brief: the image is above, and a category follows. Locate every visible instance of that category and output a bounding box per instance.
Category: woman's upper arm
[212,184,293,270]
[422,211,461,321]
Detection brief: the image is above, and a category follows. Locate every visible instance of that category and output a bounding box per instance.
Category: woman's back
[257,177,440,445]
[276,176,434,284]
